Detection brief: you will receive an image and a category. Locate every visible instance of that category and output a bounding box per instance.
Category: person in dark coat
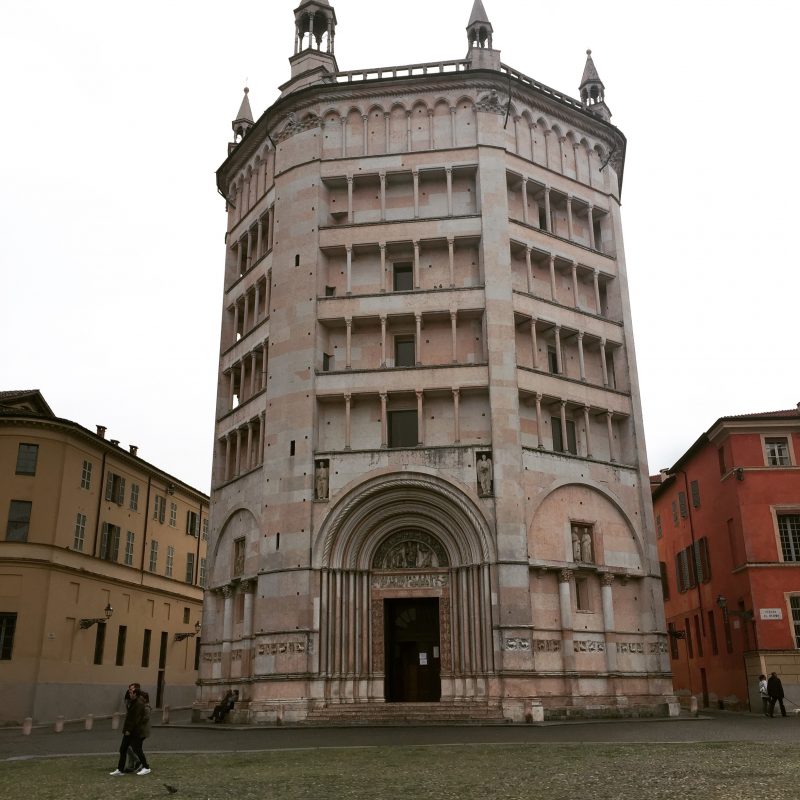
[767,671,787,717]
[110,688,151,776]
[123,683,141,772]
[208,689,238,722]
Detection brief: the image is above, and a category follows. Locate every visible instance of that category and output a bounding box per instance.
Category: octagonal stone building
[198,0,675,723]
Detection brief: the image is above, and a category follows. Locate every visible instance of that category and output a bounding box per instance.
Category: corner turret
[465,0,500,70]
[282,0,338,96]
[232,86,254,144]
[579,49,611,121]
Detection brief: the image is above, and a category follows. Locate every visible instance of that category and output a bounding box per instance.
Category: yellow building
[0,390,209,725]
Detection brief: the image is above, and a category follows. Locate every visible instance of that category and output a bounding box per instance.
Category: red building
[652,405,800,711]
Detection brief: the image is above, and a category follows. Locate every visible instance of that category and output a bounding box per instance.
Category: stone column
[241,291,250,334]
[600,339,609,386]
[416,390,424,445]
[450,106,457,147]
[384,113,390,153]
[245,421,254,471]
[232,302,240,344]
[379,172,386,221]
[554,325,563,374]
[593,269,602,314]
[600,573,617,672]
[248,352,256,395]
[268,206,275,251]
[413,240,420,289]
[380,315,387,366]
[543,186,551,232]
[446,167,453,216]
[236,240,244,276]
[450,310,458,363]
[530,318,539,370]
[362,114,368,156]
[606,411,616,462]
[221,585,234,677]
[238,361,246,402]
[246,228,254,270]
[234,427,243,476]
[253,283,260,327]
[227,367,235,410]
[558,570,575,671]
[346,175,353,224]
[345,245,352,295]
[525,247,533,294]
[341,116,347,158]
[414,313,422,365]
[560,400,569,453]
[223,434,231,482]
[452,388,461,443]
[345,317,352,369]
[344,392,352,450]
[571,261,579,309]
[380,243,387,292]
[588,205,595,249]
[549,254,557,301]
[583,405,592,458]
[428,109,435,150]
[259,410,266,464]
[577,332,586,381]
[412,169,419,218]
[379,392,387,447]
[406,111,412,151]
[256,217,264,261]
[535,393,544,448]
[566,195,574,241]
[521,178,528,224]
[262,346,268,392]
[447,236,455,287]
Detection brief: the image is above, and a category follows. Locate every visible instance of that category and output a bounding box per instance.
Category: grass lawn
[2,742,798,800]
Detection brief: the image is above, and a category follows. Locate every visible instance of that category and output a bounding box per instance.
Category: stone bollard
[54,716,64,733]
[111,712,121,730]
[22,717,33,736]
[85,714,94,731]
[689,696,699,716]
[161,705,170,725]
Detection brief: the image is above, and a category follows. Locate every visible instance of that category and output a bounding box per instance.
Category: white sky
[1,1,797,493]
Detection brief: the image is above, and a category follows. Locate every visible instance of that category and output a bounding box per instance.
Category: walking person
[758,674,770,716]
[123,683,141,772]
[110,686,152,776]
[767,671,787,717]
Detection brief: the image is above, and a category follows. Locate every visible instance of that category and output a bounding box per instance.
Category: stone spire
[467,0,493,49]
[232,87,254,143]
[579,49,611,121]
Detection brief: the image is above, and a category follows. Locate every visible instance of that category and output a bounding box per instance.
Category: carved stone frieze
[372,573,449,589]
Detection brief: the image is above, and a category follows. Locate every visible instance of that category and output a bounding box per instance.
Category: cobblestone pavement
[2,710,798,762]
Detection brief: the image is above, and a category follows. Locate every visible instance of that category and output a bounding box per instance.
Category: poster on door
[419,652,428,665]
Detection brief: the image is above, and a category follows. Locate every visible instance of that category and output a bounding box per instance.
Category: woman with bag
[110,688,152,776]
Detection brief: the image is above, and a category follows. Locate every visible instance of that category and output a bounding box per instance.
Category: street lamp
[79,603,113,629]
[174,621,201,641]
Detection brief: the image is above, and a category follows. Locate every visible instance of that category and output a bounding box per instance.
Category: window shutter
[678,491,688,519]
[100,522,110,559]
[105,475,114,502]
[117,477,126,505]
[111,527,120,561]
[675,553,684,593]
[690,480,701,508]
[693,540,704,584]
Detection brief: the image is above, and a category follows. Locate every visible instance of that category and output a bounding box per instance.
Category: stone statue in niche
[477,453,493,496]
[233,537,245,577]
[580,532,593,563]
[571,529,581,561]
[314,460,329,500]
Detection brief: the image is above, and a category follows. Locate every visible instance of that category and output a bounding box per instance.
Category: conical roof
[468,0,491,26]
[580,49,603,89]
[234,87,254,123]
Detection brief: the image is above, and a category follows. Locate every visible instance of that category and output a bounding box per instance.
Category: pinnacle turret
[467,0,493,49]
[232,86,254,143]
[579,49,611,121]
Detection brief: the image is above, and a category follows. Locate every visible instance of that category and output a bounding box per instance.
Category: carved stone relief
[372,530,449,570]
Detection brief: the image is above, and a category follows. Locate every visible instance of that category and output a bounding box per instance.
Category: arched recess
[210,506,260,587]
[314,471,496,700]
[410,100,430,151]
[366,104,386,155]
[518,111,533,161]
[526,481,645,572]
[454,96,477,147]
[345,107,364,157]
[321,110,342,159]
[388,103,407,152]
[432,99,451,149]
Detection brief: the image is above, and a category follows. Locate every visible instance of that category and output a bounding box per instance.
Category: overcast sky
[2,1,797,493]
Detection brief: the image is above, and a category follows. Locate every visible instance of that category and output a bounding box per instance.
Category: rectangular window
[166,545,174,577]
[153,495,166,523]
[690,479,701,508]
[604,350,616,390]
[671,500,678,527]
[183,607,190,624]
[187,510,199,537]
[678,491,688,519]
[778,514,800,562]
[202,519,208,542]
[708,610,719,655]
[124,531,135,566]
[199,557,207,588]
[6,500,32,542]
[656,513,662,539]
[105,472,126,505]
[15,443,39,475]
[575,578,590,611]
[73,512,87,551]
[194,638,201,671]
[148,540,159,572]
[141,628,151,667]
[694,615,704,658]
[693,537,711,583]
[169,502,177,528]
[129,484,139,512]
[0,613,17,660]
[99,523,120,562]
[185,552,195,584]
[324,285,336,297]
[81,460,93,490]
[115,625,127,666]
[659,561,670,600]
[394,336,415,367]
[93,621,106,665]
[322,352,333,372]
[765,437,791,467]
[790,597,800,648]
[667,622,679,660]
[551,417,577,455]
[393,262,413,292]
[388,409,418,448]
[547,345,559,374]
[159,631,168,669]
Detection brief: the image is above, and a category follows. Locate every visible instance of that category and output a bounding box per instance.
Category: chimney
[129,445,138,457]
[96,425,107,439]
[110,439,120,447]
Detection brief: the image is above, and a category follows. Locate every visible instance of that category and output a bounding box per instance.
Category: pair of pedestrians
[758,672,788,717]
[109,682,152,776]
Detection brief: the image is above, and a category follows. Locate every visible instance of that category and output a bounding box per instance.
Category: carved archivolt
[315,471,493,570]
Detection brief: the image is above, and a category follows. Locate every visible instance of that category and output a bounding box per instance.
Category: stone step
[306,702,510,726]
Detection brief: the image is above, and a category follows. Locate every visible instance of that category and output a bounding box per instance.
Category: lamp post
[79,603,113,629]
[174,620,201,642]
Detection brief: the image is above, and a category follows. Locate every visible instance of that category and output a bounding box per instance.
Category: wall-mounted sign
[760,608,783,620]
[419,652,428,665]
